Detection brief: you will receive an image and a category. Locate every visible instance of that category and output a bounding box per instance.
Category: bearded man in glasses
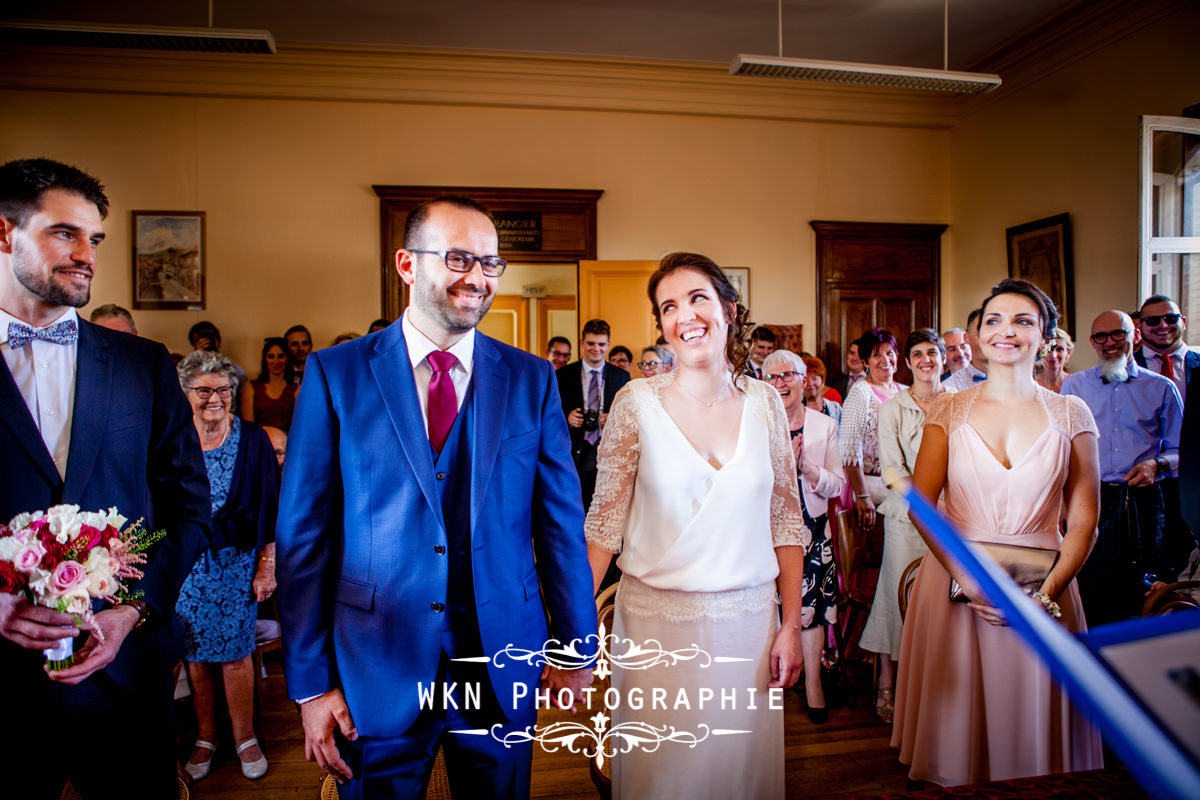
[1062,309,1183,626]
[276,194,596,799]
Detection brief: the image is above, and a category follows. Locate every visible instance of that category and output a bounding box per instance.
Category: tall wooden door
[578,260,660,357]
[813,221,946,387]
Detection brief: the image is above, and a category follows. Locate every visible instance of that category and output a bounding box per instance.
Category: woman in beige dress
[585,252,807,800]
[893,279,1102,786]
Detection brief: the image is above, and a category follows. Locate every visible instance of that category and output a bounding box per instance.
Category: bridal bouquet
[0,504,164,669]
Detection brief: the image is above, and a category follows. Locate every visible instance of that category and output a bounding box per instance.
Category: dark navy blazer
[0,320,211,692]
[276,323,597,738]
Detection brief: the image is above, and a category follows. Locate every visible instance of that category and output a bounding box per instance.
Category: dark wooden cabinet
[812,221,946,387]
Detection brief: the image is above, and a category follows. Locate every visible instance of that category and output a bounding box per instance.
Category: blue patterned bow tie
[972,373,987,382]
[7,319,79,349]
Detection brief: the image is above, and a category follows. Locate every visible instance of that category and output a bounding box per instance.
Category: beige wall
[948,2,1200,368]
[0,91,949,369]
[2,1,1195,372]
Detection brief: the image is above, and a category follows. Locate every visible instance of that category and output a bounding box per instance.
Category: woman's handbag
[948,541,1059,603]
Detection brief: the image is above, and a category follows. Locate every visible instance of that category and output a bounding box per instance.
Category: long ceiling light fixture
[0,2,275,55]
[731,0,999,95]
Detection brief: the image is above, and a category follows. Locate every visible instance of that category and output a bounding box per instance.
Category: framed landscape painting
[131,210,205,310]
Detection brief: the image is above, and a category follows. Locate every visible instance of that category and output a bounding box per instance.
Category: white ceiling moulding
[0,20,276,55]
[730,55,1000,94]
[731,0,1000,96]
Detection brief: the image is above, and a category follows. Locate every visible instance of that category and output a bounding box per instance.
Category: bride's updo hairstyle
[647,252,753,384]
[980,278,1059,339]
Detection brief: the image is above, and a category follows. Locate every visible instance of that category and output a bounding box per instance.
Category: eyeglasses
[764,371,803,383]
[1089,329,1130,345]
[638,361,662,369]
[1142,313,1181,326]
[408,249,508,277]
[188,385,232,400]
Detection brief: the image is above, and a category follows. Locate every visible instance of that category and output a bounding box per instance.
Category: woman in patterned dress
[764,349,845,723]
[177,351,281,782]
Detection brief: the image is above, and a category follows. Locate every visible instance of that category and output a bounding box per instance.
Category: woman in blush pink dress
[892,279,1103,786]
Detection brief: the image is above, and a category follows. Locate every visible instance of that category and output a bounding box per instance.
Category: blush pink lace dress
[891,386,1103,786]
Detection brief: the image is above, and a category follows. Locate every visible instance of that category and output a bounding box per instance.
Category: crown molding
[0,42,959,128]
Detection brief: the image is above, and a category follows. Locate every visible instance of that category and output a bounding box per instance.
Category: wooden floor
[184,654,909,799]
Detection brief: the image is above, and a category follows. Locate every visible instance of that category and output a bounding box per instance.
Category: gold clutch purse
[948,541,1059,603]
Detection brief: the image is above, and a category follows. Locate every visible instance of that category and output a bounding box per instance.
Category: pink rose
[51,560,87,593]
[14,542,46,573]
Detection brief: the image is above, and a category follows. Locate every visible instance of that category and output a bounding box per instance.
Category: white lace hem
[616,575,779,623]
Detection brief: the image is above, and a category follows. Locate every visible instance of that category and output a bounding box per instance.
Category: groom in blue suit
[0,159,211,798]
[277,195,597,799]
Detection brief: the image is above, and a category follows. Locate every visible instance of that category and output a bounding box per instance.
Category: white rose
[104,507,128,531]
[87,569,117,599]
[46,504,82,541]
[0,536,21,562]
[62,586,92,615]
[7,512,33,530]
[82,547,111,573]
[77,511,108,531]
[27,566,53,598]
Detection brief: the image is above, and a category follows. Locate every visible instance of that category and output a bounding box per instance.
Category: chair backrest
[835,509,886,606]
[897,557,923,621]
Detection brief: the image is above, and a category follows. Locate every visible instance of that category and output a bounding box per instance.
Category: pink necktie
[427,350,458,453]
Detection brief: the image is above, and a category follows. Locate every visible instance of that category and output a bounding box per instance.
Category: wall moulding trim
[0,43,958,128]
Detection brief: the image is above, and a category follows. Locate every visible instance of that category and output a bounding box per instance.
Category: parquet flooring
[184,654,909,799]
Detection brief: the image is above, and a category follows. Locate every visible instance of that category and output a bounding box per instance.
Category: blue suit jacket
[0,320,211,692]
[276,323,597,737]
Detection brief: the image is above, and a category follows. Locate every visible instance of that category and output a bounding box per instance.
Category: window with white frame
[1141,115,1200,344]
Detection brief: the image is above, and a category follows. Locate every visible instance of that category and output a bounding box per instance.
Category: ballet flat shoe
[237,737,269,780]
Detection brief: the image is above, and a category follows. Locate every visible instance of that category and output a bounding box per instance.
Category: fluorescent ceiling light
[730,54,1000,94]
[0,20,276,54]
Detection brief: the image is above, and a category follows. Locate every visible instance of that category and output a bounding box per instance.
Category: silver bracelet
[1030,591,1061,619]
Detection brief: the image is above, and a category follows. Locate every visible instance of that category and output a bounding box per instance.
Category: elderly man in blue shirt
[1062,309,1183,626]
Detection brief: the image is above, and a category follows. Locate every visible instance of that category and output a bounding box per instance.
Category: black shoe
[807,706,828,724]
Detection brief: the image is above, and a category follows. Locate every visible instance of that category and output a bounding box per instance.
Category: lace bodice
[925,384,1098,441]
[840,379,904,475]
[584,372,808,597]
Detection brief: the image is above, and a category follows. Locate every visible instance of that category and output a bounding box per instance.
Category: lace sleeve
[839,381,870,466]
[763,386,811,549]
[584,383,640,553]
[924,390,955,435]
[1063,393,1099,440]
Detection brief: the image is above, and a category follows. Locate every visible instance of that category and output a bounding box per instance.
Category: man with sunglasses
[1134,295,1197,403]
[277,195,596,799]
[1062,309,1183,626]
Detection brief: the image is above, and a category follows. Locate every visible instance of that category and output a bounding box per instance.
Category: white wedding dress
[585,372,808,800]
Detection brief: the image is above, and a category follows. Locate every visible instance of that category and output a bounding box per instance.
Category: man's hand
[567,408,584,428]
[48,605,140,685]
[1125,458,1159,487]
[539,665,594,714]
[767,624,802,689]
[0,594,79,650]
[300,689,358,783]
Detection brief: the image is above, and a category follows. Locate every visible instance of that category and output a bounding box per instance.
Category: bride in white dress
[585,253,809,799]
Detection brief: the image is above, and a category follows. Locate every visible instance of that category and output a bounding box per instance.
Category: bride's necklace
[675,377,733,408]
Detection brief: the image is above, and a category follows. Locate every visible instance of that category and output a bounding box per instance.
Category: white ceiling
[7,0,1077,68]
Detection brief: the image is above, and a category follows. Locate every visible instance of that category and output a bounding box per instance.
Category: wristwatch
[1155,456,1169,475]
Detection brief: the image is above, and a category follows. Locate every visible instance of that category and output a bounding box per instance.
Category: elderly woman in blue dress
[176,351,281,782]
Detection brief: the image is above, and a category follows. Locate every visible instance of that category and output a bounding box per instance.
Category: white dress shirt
[402,309,474,436]
[1142,343,1191,402]
[942,363,986,392]
[0,307,78,479]
[579,361,606,411]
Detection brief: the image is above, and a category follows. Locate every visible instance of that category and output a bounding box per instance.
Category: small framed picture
[1006,213,1073,335]
[724,267,750,306]
[131,210,206,310]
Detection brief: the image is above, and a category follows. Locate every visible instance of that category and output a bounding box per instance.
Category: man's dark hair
[188,320,221,347]
[751,326,776,344]
[0,158,109,226]
[403,195,494,250]
[547,335,571,350]
[285,324,311,340]
[966,307,982,333]
[367,318,390,334]
[1139,294,1177,313]
[581,319,611,338]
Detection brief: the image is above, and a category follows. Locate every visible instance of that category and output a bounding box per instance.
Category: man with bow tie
[0,158,211,797]
[1062,309,1183,626]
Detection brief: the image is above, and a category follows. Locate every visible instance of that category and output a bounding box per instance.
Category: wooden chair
[832,509,885,697]
[1141,581,1200,615]
[897,557,923,622]
[319,747,451,799]
[589,583,618,800]
[252,597,284,741]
